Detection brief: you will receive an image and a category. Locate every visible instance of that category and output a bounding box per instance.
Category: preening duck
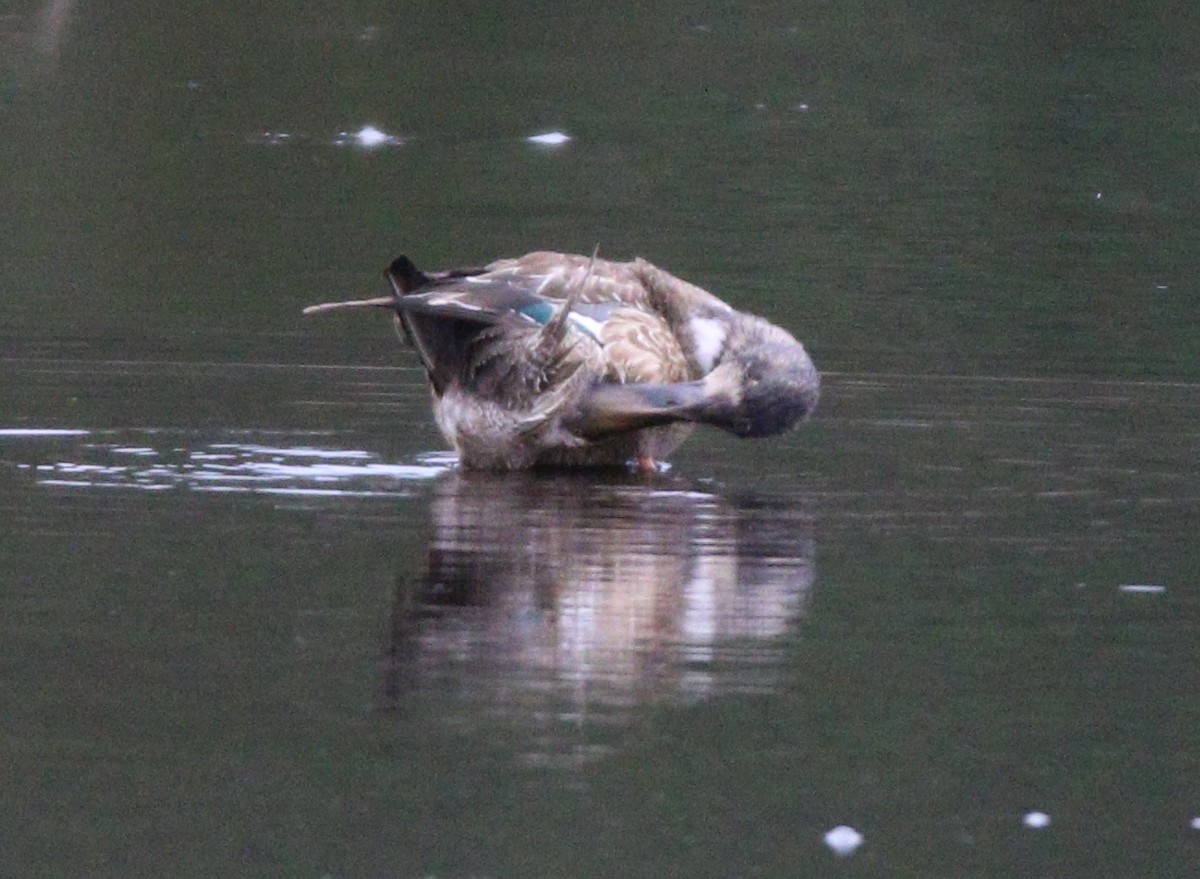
[304,251,819,470]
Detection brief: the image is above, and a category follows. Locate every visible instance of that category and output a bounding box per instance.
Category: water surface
[3,1,1199,876]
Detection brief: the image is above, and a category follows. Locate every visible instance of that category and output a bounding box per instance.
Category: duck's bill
[302,296,395,316]
[571,371,813,439]
[569,381,713,438]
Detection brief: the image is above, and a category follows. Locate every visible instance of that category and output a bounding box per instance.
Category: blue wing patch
[516,301,557,325]
[516,300,623,342]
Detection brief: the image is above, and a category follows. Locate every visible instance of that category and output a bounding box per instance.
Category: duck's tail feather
[302,296,395,316]
[386,255,432,295]
[302,255,432,316]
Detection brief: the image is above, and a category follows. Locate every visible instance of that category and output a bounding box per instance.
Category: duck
[303,251,820,470]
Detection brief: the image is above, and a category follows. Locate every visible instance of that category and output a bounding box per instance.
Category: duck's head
[695,313,820,438]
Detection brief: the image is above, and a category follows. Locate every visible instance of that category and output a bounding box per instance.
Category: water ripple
[2,428,452,497]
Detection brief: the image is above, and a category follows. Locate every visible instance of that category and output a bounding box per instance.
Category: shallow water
[3,351,1197,875]
[4,1,1200,876]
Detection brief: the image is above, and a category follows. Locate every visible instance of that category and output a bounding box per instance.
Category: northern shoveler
[304,251,819,470]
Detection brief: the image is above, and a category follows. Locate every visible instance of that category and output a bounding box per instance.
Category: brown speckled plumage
[304,251,820,470]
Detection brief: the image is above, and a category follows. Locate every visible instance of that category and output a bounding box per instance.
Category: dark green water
[3,2,1199,876]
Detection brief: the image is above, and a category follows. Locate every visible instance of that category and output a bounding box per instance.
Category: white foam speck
[256,130,294,146]
[1023,811,1050,829]
[526,131,571,147]
[1119,584,1166,594]
[823,825,863,856]
[357,125,388,146]
[333,125,403,148]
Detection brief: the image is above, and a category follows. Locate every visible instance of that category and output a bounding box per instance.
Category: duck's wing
[308,251,728,343]
[390,257,706,405]
[481,253,737,379]
[388,254,602,327]
[306,252,731,324]
[304,251,721,399]
[384,257,609,399]
[395,281,553,326]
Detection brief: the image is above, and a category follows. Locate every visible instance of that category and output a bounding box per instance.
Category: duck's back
[482,251,731,315]
[405,253,722,388]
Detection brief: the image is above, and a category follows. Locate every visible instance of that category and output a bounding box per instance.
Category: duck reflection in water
[379,471,815,763]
